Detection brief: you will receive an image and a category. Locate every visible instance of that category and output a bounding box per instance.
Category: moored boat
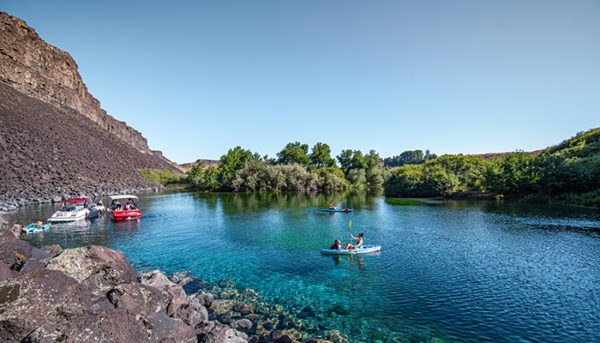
[108,195,142,221]
[48,197,94,222]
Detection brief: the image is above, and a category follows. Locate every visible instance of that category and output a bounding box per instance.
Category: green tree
[218,146,256,190]
[384,164,425,197]
[422,165,460,197]
[310,142,336,168]
[277,142,311,166]
[337,149,353,175]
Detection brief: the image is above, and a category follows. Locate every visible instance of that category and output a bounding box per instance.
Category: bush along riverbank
[185,144,385,193]
[0,218,352,343]
[384,128,600,209]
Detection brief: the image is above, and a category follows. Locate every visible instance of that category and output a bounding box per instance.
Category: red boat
[108,195,142,221]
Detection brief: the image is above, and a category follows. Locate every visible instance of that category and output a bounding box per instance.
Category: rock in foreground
[0,225,248,343]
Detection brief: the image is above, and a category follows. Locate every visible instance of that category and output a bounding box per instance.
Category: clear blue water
[10,190,600,342]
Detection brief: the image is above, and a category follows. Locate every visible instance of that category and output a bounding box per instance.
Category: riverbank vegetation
[182,129,599,208]
[138,168,181,185]
[186,142,385,192]
[385,128,600,208]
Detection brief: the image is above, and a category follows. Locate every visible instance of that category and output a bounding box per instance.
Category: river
[9,190,600,342]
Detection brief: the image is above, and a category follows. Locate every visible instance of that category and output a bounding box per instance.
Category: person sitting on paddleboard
[329,201,337,210]
[330,239,342,250]
[342,232,363,250]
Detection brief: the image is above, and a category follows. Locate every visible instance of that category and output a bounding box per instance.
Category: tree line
[141,128,599,208]
[384,128,600,208]
[185,142,386,192]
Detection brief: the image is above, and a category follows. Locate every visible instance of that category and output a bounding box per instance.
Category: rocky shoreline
[0,184,163,212]
[0,215,348,343]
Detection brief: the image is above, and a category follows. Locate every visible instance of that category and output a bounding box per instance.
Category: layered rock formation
[0,82,177,210]
[0,12,153,154]
[0,12,183,210]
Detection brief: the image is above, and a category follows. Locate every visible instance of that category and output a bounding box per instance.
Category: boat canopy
[62,197,91,203]
[108,195,139,201]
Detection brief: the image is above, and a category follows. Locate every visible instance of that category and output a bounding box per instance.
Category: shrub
[138,169,180,185]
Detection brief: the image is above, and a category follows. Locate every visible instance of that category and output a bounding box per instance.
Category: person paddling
[329,201,337,210]
[342,232,363,250]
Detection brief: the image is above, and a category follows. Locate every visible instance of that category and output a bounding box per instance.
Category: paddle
[349,220,352,246]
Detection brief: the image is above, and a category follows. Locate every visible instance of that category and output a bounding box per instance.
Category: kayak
[321,208,352,212]
[321,245,381,255]
[22,223,52,234]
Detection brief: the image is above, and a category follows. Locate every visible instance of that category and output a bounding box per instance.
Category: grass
[385,198,429,206]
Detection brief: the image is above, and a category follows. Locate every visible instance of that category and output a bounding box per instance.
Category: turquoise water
[11,191,600,342]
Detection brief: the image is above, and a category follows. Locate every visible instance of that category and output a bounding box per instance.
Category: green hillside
[384,128,600,208]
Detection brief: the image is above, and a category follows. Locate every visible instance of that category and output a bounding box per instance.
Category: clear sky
[3,1,599,164]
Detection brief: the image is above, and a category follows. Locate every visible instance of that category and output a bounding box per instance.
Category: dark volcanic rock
[107,282,166,315]
[144,311,197,343]
[45,245,136,297]
[24,308,150,343]
[41,244,63,257]
[0,269,98,342]
[0,11,183,210]
[0,228,17,266]
[0,261,11,281]
[197,320,249,343]
[0,11,167,155]
[0,221,256,343]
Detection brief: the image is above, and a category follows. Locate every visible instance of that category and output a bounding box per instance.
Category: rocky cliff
[0,12,158,156]
[0,12,186,210]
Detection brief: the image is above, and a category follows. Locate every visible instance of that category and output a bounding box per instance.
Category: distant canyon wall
[0,12,150,154]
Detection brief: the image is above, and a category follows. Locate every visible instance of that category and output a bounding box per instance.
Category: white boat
[320,245,382,255]
[48,197,98,222]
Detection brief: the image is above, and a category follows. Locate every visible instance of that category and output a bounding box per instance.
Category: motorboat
[48,197,98,222]
[108,195,142,221]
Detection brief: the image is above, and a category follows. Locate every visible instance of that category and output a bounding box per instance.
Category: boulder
[46,245,136,296]
[143,311,196,343]
[139,270,187,307]
[0,228,17,265]
[41,244,62,257]
[197,320,249,343]
[11,240,52,273]
[194,291,214,308]
[107,282,166,316]
[231,319,253,331]
[24,308,149,343]
[0,269,97,342]
[0,261,12,281]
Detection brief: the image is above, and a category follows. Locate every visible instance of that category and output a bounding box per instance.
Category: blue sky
[3,1,599,164]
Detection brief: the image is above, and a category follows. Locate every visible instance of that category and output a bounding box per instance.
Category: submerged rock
[197,320,249,343]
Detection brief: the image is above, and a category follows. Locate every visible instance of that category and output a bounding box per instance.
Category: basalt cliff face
[0,12,154,154]
[0,12,181,210]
